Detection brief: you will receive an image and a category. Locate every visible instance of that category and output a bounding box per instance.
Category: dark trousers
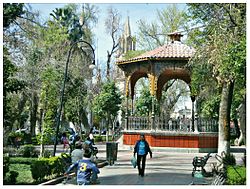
[137,154,147,176]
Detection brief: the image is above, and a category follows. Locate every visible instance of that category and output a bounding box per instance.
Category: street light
[53,40,95,156]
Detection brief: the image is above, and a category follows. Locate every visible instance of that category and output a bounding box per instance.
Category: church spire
[124,16,131,37]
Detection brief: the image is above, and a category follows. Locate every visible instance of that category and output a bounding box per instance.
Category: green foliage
[9,171,19,184]
[3,3,25,28]
[123,50,145,60]
[223,153,236,166]
[187,4,246,122]
[9,157,37,165]
[30,154,67,181]
[30,158,50,181]
[137,4,188,50]
[201,95,220,118]
[3,47,26,130]
[3,154,10,179]
[8,164,34,184]
[19,144,38,158]
[92,81,122,119]
[94,135,103,142]
[36,126,55,145]
[50,7,83,42]
[134,87,152,116]
[227,166,246,185]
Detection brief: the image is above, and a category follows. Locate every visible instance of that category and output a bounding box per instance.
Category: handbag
[131,156,137,168]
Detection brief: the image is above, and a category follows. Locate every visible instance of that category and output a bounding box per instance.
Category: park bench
[191,152,226,185]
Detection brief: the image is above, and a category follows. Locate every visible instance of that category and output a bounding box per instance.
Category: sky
[30,3,186,64]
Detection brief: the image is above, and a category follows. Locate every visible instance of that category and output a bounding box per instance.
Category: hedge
[227,166,246,185]
[30,153,70,181]
[9,157,37,165]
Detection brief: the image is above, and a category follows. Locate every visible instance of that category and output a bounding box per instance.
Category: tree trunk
[238,96,246,146]
[30,91,38,137]
[218,81,234,155]
[18,92,28,129]
[106,116,110,142]
[107,52,111,79]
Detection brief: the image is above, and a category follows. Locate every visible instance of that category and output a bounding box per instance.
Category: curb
[39,160,109,185]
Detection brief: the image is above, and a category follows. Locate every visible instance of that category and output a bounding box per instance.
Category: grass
[227,166,246,185]
[9,164,34,184]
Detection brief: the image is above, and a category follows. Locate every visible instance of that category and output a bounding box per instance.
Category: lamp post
[53,40,95,156]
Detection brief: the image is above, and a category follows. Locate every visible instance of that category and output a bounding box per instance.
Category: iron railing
[127,116,218,132]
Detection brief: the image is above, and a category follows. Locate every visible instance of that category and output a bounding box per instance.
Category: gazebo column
[125,76,131,130]
[151,96,155,130]
[191,95,196,132]
[148,73,157,130]
[131,96,134,115]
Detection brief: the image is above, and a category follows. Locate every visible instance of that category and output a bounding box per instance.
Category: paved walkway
[56,144,245,185]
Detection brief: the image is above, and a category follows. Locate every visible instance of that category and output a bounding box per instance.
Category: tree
[187,3,246,154]
[92,81,122,141]
[104,7,121,79]
[3,4,27,146]
[3,3,25,28]
[137,4,187,50]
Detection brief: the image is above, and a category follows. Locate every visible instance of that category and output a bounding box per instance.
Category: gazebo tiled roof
[117,32,195,64]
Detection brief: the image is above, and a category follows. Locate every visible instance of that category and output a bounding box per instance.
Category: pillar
[151,96,155,130]
[125,97,129,130]
[125,76,131,131]
[148,73,157,131]
[191,95,196,132]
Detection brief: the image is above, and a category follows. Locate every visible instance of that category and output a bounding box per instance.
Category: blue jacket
[66,158,100,184]
[134,140,152,157]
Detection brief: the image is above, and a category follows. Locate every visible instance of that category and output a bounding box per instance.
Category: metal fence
[127,116,218,133]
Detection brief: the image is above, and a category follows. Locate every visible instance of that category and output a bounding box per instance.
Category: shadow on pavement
[99,172,193,185]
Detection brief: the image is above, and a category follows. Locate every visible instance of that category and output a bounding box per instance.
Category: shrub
[3,147,25,157]
[227,166,246,185]
[223,153,236,166]
[8,131,24,145]
[19,144,39,157]
[3,154,10,179]
[30,158,50,181]
[9,171,19,184]
[95,135,103,142]
[9,157,37,165]
[43,150,52,158]
[30,154,68,181]
[31,137,38,145]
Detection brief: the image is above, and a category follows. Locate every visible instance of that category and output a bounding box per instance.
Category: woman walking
[133,134,152,177]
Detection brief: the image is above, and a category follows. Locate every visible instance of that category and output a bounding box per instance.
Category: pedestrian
[133,134,152,177]
[61,132,69,152]
[64,148,100,185]
[71,141,84,163]
[88,128,95,145]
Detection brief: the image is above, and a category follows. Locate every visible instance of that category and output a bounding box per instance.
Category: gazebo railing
[127,116,218,132]
[197,118,218,132]
[128,116,151,130]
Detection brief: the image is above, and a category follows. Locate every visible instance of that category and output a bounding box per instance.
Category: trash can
[106,142,118,165]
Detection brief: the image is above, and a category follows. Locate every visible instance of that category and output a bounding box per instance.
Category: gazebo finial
[168,31,183,42]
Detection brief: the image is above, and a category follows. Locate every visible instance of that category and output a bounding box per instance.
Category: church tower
[117,16,136,60]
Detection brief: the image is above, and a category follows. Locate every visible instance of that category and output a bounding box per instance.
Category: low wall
[123,130,218,153]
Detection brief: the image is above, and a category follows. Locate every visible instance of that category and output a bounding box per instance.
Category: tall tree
[92,81,122,141]
[104,7,121,79]
[137,4,187,50]
[187,3,246,154]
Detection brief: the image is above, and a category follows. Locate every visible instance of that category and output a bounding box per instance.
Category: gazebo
[116,32,218,152]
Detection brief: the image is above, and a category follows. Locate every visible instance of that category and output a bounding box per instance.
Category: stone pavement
[56,144,245,185]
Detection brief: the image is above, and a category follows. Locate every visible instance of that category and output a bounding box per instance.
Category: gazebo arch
[116,32,218,152]
[156,68,191,100]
